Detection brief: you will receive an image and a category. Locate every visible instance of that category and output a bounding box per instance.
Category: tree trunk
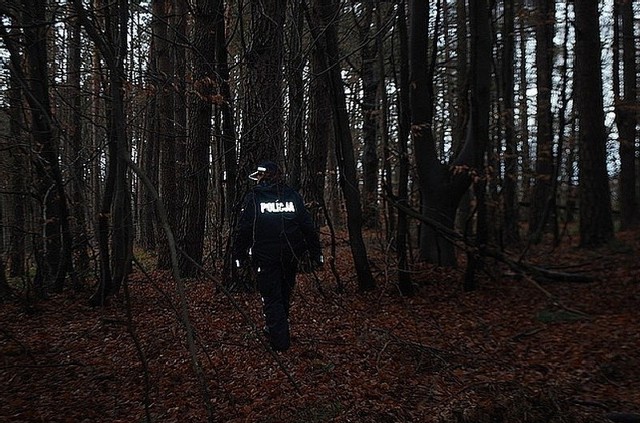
[216,0,237,223]
[396,0,412,295]
[529,0,555,243]
[410,0,471,267]
[174,0,188,209]
[0,255,11,301]
[358,2,379,229]
[154,0,177,269]
[304,0,331,223]
[316,0,375,291]
[178,0,217,277]
[287,1,305,191]
[501,0,520,246]
[66,2,90,285]
[464,0,492,291]
[14,0,72,292]
[6,24,26,277]
[242,0,286,167]
[615,0,638,229]
[574,0,614,247]
[73,0,132,305]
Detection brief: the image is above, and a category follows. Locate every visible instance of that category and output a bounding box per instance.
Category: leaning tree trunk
[315,0,375,291]
[574,0,614,247]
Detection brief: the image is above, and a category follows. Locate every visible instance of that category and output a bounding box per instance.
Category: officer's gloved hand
[312,255,324,270]
[234,255,249,269]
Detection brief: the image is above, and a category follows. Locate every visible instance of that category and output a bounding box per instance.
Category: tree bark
[66,2,90,285]
[73,0,133,304]
[6,22,26,278]
[501,0,520,246]
[154,0,177,269]
[410,0,471,267]
[615,0,638,229]
[242,0,286,167]
[395,0,412,295]
[315,0,375,291]
[529,0,556,242]
[178,0,217,277]
[287,1,305,191]
[7,0,72,292]
[357,2,380,228]
[574,0,614,247]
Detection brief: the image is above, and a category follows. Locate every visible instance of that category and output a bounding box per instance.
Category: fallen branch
[385,194,594,284]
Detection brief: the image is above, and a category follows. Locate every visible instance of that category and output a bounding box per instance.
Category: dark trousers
[256,258,297,351]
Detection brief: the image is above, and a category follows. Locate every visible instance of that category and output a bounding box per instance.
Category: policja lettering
[260,201,296,213]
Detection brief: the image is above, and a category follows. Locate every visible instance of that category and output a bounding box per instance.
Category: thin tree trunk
[174,0,188,209]
[316,0,375,291]
[217,0,237,223]
[615,0,638,229]
[6,23,26,277]
[529,0,555,243]
[502,0,520,246]
[287,1,305,190]
[154,0,177,269]
[66,1,90,285]
[74,0,132,304]
[358,2,379,229]
[395,0,412,295]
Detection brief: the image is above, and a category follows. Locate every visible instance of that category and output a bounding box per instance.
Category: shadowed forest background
[0,0,639,422]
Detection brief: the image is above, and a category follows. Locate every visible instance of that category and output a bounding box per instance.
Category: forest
[0,0,639,422]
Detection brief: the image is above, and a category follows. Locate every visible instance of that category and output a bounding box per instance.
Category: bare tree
[73,0,133,305]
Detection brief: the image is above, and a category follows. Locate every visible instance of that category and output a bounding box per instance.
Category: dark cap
[249,161,280,181]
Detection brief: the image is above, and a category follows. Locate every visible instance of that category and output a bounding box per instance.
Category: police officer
[233,161,323,351]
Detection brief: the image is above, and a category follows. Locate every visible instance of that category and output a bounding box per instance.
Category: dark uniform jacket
[234,181,321,265]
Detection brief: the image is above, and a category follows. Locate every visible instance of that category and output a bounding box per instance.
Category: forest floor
[1,228,639,423]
